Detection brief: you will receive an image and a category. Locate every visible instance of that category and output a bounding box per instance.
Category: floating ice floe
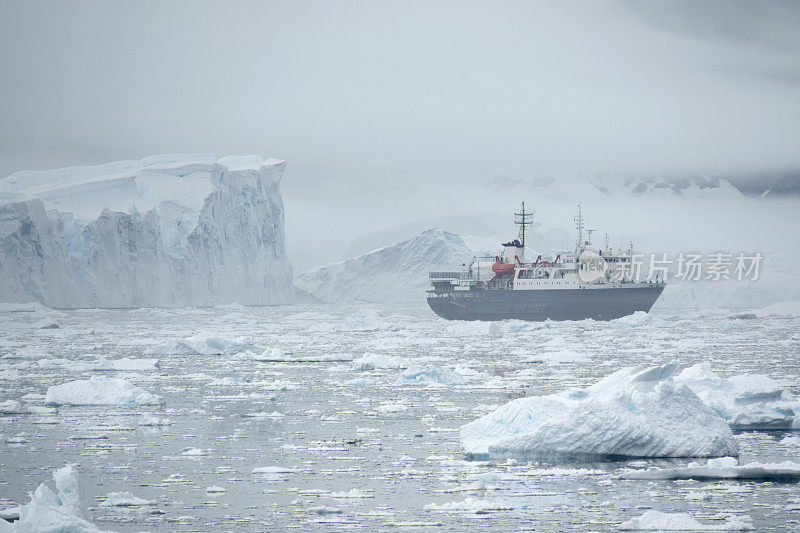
[138,414,172,426]
[397,366,466,386]
[329,489,373,498]
[424,497,513,512]
[0,399,56,415]
[673,363,800,430]
[100,492,155,507]
[460,363,738,460]
[93,357,160,371]
[609,311,666,328]
[146,336,257,356]
[622,456,800,481]
[3,464,108,532]
[205,486,227,493]
[308,506,343,515]
[45,376,163,407]
[619,510,753,531]
[351,353,410,371]
[251,466,294,474]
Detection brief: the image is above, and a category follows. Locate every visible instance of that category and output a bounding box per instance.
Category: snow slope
[0,154,292,307]
[294,228,475,303]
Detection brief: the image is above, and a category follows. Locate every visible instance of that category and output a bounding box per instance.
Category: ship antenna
[575,205,584,250]
[514,201,534,247]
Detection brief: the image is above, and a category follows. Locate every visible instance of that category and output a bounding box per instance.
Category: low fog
[1,0,798,267]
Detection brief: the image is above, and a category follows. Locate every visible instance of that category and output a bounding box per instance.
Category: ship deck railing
[429,271,475,280]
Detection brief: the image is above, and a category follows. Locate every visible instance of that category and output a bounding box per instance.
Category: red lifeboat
[491,257,515,275]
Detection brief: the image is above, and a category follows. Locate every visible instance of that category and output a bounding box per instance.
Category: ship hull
[427,285,664,322]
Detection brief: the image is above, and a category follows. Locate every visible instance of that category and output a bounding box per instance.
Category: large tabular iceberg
[0,154,292,307]
[460,363,738,460]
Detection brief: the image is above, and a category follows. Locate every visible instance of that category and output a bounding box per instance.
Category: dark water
[1,304,799,531]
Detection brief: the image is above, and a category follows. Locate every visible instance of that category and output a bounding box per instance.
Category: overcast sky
[2,0,799,263]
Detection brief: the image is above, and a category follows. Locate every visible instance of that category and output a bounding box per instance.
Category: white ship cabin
[429,205,662,293]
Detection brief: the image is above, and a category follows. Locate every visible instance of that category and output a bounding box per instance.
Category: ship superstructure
[427,203,665,321]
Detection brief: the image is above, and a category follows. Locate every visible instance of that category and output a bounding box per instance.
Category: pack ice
[460,363,738,460]
[0,154,292,307]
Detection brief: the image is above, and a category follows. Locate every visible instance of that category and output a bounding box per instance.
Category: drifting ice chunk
[752,301,800,318]
[460,363,738,460]
[0,400,56,415]
[424,497,513,512]
[45,376,163,407]
[93,358,160,371]
[674,363,799,430]
[6,465,107,532]
[137,414,172,426]
[100,492,154,507]
[619,510,753,531]
[146,336,257,356]
[622,457,800,481]
[397,366,466,386]
[351,353,410,371]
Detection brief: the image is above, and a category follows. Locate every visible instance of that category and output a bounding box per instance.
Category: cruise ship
[426,204,665,321]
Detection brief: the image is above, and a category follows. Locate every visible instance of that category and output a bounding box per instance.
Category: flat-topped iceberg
[460,363,738,460]
[674,363,799,430]
[45,376,163,407]
[0,153,292,307]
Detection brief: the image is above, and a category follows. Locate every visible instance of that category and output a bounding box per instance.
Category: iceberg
[622,456,800,481]
[45,376,163,407]
[460,363,738,460]
[619,510,753,531]
[0,154,292,308]
[295,228,475,303]
[673,363,799,430]
[3,464,109,532]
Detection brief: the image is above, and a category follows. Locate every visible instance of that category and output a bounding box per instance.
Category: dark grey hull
[427,285,665,322]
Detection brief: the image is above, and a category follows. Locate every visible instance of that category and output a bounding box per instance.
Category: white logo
[578,250,608,283]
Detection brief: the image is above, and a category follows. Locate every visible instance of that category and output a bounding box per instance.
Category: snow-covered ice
[3,465,107,532]
[351,353,410,370]
[460,363,738,459]
[623,456,800,481]
[674,363,800,429]
[619,510,753,531]
[45,376,163,406]
[0,154,292,307]
[100,492,154,507]
[397,365,467,386]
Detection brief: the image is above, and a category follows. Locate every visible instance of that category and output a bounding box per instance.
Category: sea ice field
[1,303,800,531]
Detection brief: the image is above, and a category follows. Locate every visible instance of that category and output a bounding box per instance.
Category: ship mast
[514,201,534,247]
[575,205,584,250]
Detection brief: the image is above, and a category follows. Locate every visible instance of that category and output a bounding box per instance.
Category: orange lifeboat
[491,260,515,275]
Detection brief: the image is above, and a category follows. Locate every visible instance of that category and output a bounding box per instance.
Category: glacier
[294,228,475,303]
[460,363,739,460]
[0,154,292,307]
